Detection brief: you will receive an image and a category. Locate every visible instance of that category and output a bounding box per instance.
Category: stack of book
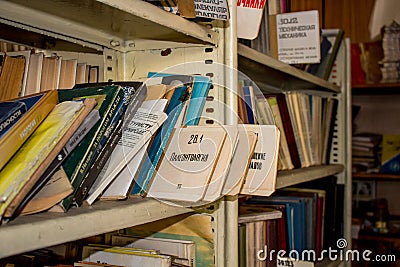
[352,133,382,173]
[380,21,400,83]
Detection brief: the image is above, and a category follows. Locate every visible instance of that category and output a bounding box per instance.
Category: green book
[57,85,125,211]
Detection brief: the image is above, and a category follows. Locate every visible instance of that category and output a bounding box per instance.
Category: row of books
[238,82,338,171]
[0,71,283,223]
[239,176,344,266]
[0,47,100,101]
[1,213,214,266]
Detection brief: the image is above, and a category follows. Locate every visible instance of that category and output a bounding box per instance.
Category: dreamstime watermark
[256,238,396,263]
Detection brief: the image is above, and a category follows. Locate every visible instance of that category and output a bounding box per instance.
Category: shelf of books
[0,0,218,51]
[237,43,341,93]
[276,164,345,189]
[0,198,193,259]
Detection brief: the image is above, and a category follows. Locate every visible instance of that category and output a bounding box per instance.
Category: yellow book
[0,99,93,221]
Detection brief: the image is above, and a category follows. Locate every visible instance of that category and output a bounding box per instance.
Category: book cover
[0,100,27,138]
[131,81,190,197]
[5,50,31,97]
[202,125,239,202]
[57,85,125,211]
[0,99,94,220]
[381,134,400,174]
[0,90,58,170]
[99,100,168,201]
[25,52,44,96]
[222,126,258,196]
[242,85,256,124]
[147,126,227,202]
[240,125,280,196]
[85,105,168,205]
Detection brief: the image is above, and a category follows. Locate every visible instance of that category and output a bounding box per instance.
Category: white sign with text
[276,10,320,64]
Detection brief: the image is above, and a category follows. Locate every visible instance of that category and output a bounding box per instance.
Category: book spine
[74,118,123,206]
[0,103,27,138]
[60,90,124,210]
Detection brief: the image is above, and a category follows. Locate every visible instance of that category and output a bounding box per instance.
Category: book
[84,105,168,205]
[0,100,27,138]
[222,126,258,196]
[110,235,195,266]
[0,99,96,220]
[0,90,58,170]
[240,125,280,196]
[0,55,26,101]
[58,58,78,89]
[202,125,239,202]
[147,126,227,202]
[6,50,31,97]
[12,109,100,216]
[40,55,62,91]
[99,100,168,201]
[75,62,87,85]
[131,79,190,197]
[242,85,256,124]
[25,52,44,96]
[381,134,400,174]
[73,83,146,206]
[57,85,125,211]
[20,167,73,215]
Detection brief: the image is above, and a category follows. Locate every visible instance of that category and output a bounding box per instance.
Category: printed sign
[194,0,230,20]
[276,10,320,64]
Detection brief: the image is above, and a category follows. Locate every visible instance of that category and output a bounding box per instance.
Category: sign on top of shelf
[194,0,230,20]
[237,0,266,39]
[274,10,320,64]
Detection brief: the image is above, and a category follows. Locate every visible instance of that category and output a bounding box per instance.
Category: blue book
[131,83,189,196]
[0,101,27,138]
[242,85,255,124]
[147,72,211,125]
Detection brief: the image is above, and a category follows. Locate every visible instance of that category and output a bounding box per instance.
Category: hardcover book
[0,90,58,170]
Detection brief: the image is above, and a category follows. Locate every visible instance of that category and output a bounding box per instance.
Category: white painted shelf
[276,164,345,189]
[0,198,193,259]
[0,0,218,51]
[238,43,341,93]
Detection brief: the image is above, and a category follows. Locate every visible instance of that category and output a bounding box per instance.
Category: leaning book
[0,99,95,221]
[0,90,58,170]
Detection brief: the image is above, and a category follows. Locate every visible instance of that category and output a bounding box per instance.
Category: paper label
[276,10,320,64]
[194,0,230,20]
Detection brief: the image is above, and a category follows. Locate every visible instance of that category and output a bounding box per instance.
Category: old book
[147,126,227,202]
[0,55,26,101]
[222,126,258,196]
[240,125,280,196]
[20,167,73,215]
[0,90,58,170]
[25,52,44,96]
[0,98,96,220]
[0,100,27,138]
[131,80,190,197]
[75,62,87,85]
[40,55,62,91]
[12,109,100,216]
[73,83,146,206]
[85,105,168,205]
[58,58,78,89]
[57,85,125,211]
[6,50,31,96]
[100,100,168,201]
[202,125,239,202]
[111,235,195,266]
